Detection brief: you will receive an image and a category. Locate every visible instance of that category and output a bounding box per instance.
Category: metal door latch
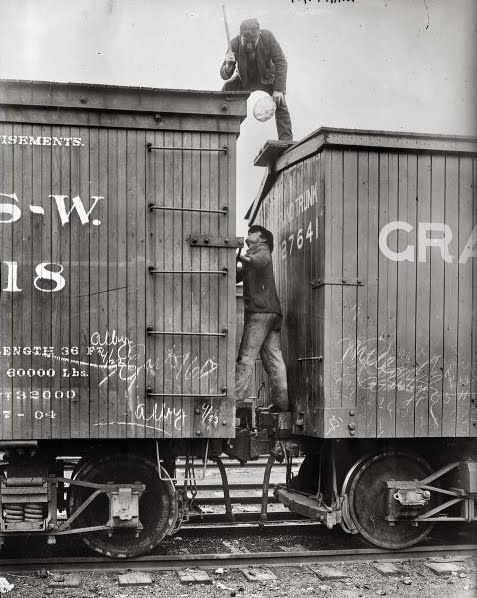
[189,235,243,248]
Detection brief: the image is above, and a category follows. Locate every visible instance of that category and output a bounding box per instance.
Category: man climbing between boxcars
[236,225,289,413]
[220,18,293,142]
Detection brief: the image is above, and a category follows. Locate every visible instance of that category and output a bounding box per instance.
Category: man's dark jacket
[220,30,288,93]
[236,242,282,315]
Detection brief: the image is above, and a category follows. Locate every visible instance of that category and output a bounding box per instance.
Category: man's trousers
[235,312,289,411]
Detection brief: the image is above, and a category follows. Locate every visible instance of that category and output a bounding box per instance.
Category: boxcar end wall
[0,80,248,441]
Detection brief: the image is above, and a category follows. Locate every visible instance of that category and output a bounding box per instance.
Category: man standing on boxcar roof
[236,225,289,412]
[220,18,293,142]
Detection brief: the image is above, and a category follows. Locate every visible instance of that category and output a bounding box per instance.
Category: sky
[1,0,476,236]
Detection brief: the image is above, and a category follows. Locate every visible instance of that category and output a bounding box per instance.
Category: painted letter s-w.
[0,192,21,224]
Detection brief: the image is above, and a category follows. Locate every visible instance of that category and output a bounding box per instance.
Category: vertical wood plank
[315,154,325,434]
[147,130,164,438]
[144,131,155,439]
[428,155,446,436]
[20,125,34,438]
[279,170,288,401]
[328,149,344,419]
[180,131,193,438]
[288,165,297,409]
[415,154,432,436]
[385,152,398,436]
[11,126,25,440]
[40,124,52,440]
[442,156,459,435]
[190,132,201,430]
[365,152,379,437]
[136,129,147,439]
[198,133,211,437]
[279,170,289,406]
[59,127,73,438]
[294,160,305,423]
[218,132,232,435]
[396,154,417,437]
[172,131,184,438]
[321,150,332,436]
[116,129,128,436]
[389,153,400,435]
[470,157,477,437]
[162,132,174,439]
[50,126,63,439]
[376,152,390,438]
[1,124,13,440]
[88,127,100,438]
[106,128,119,439]
[95,128,110,438]
[78,126,91,438]
[126,130,138,438]
[68,125,81,438]
[208,133,221,437]
[301,159,309,424]
[456,157,473,436]
[341,150,358,413]
[404,155,419,436]
[304,157,318,433]
[356,151,369,437]
[224,132,237,432]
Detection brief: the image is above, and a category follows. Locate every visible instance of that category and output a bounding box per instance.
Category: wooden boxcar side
[0,80,247,441]
[249,128,477,439]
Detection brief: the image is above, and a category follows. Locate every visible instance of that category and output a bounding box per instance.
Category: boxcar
[0,80,247,556]
[247,129,477,548]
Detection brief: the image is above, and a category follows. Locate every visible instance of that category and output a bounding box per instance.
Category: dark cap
[240,18,260,37]
[248,224,274,252]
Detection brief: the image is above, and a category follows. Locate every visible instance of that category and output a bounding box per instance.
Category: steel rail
[1,544,475,573]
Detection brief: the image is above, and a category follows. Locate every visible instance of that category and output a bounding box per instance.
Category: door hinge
[311,277,363,288]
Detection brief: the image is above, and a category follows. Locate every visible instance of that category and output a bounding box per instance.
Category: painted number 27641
[281,219,318,260]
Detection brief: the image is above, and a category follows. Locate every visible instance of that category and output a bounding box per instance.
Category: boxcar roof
[246,126,477,221]
[0,79,249,119]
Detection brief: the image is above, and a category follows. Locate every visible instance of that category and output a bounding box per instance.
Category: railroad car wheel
[346,451,434,550]
[69,453,176,558]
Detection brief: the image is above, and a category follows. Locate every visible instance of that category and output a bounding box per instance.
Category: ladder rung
[147,389,227,398]
[147,143,228,153]
[149,267,228,275]
[147,327,227,337]
[148,204,228,214]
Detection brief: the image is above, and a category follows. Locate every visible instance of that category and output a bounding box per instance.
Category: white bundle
[253,95,276,122]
